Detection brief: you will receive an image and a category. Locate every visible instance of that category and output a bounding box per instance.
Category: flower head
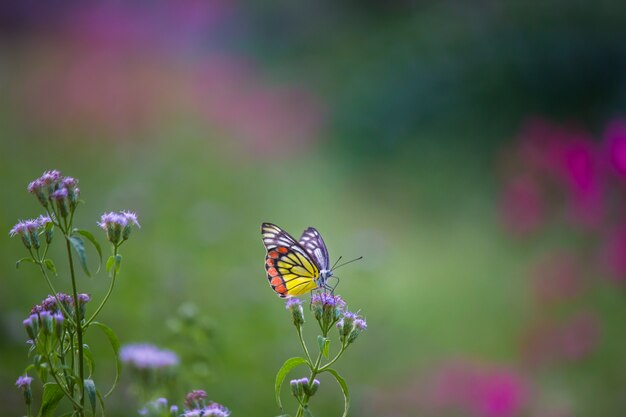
[120,343,179,370]
[311,292,345,328]
[16,374,33,405]
[10,218,45,249]
[285,297,305,327]
[50,187,68,200]
[15,375,33,390]
[98,210,139,244]
[184,389,208,409]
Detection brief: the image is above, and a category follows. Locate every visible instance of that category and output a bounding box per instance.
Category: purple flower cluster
[120,343,179,370]
[336,311,367,344]
[311,293,346,327]
[98,210,140,244]
[290,377,320,398]
[9,215,53,249]
[27,170,80,215]
[183,389,230,417]
[30,292,90,316]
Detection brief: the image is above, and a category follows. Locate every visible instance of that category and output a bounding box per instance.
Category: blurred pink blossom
[598,222,626,284]
[513,119,604,229]
[191,57,325,156]
[603,119,626,179]
[529,251,585,304]
[428,361,529,417]
[521,311,601,366]
[500,174,544,235]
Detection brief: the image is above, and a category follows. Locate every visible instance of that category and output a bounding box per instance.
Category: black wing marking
[299,227,330,271]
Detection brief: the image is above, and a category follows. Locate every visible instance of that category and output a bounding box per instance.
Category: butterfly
[261,223,333,298]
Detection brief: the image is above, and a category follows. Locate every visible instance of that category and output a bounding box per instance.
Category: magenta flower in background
[529,251,585,304]
[500,174,544,235]
[521,311,601,366]
[428,361,529,417]
[512,119,604,229]
[598,222,626,284]
[603,119,626,180]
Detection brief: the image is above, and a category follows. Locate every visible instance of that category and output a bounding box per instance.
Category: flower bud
[15,375,33,405]
[51,188,69,218]
[23,317,37,340]
[28,179,48,208]
[290,379,300,397]
[29,314,40,338]
[303,379,320,397]
[285,298,305,328]
[53,312,64,338]
[170,405,179,417]
[347,318,367,344]
[40,311,53,335]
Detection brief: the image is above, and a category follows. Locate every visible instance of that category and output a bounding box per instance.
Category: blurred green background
[1,1,625,416]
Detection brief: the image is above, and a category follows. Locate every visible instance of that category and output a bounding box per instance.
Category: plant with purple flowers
[276,293,367,417]
[136,390,230,417]
[10,170,139,417]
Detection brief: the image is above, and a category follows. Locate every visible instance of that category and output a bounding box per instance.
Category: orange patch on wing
[270,277,283,286]
[277,247,288,254]
[275,284,287,294]
[267,267,278,276]
[268,251,279,259]
[266,259,274,267]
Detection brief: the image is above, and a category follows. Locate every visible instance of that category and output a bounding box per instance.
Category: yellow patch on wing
[292,266,314,277]
[287,278,318,296]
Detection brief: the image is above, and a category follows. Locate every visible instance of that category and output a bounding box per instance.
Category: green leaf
[317,336,330,358]
[324,368,350,417]
[90,322,121,397]
[96,388,106,417]
[74,229,103,273]
[106,254,122,275]
[68,235,90,277]
[304,408,313,417]
[37,383,65,417]
[84,379,97,416]
[44,259,57,276]
[83,344,95,378]
[16,257,35,269]
[275,357,309,410]
[105,256,114,273]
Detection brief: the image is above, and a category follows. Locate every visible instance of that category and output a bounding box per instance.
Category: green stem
[319,342,347,372]
[34,260,77,327]
[297,326,313,364]
[85,245,118,327]
[47,352,82,408]
[26,402,31,417]
[65,235,85,416]
[296,326,329,416]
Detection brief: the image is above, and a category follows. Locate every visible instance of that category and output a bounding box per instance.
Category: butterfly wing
[261,223,320,298]
[299,227,330,271]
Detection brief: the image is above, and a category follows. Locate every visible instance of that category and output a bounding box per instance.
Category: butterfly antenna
[330,256,343,271]
[331,256,363,271]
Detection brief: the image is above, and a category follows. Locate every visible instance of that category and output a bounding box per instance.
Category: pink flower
[529,251,585,304]
[429,361,529,417]
[500,175,544,235]
[521,311,601,366]
[515,119,604,229]
[603,119,626,179]
[598,222,626,285]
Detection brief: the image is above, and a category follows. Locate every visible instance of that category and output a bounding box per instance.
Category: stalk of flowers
[137,390,230,417]
[277,293,367,417]
[10,170,139,417]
